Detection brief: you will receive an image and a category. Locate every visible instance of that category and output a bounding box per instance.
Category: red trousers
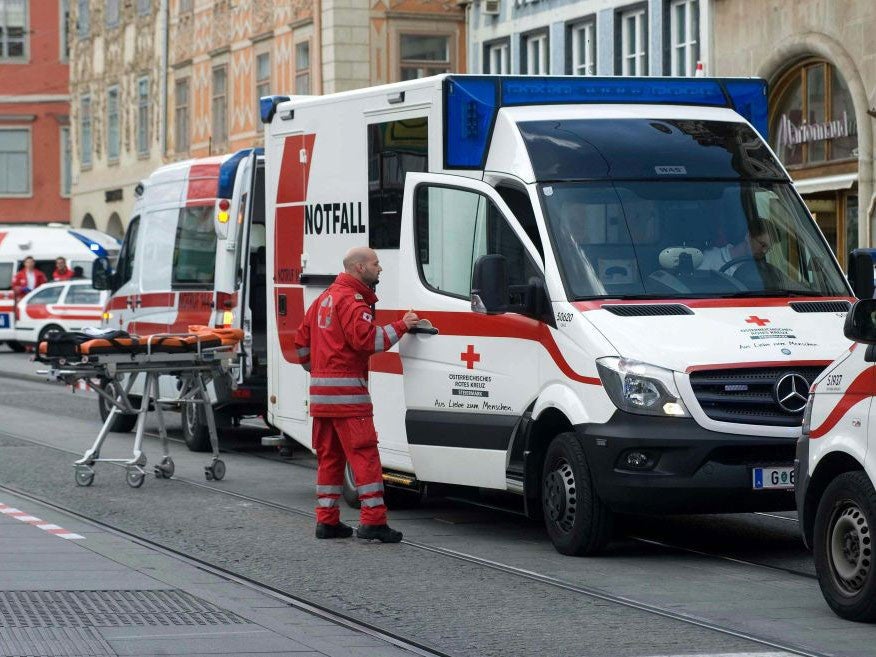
[313,416,387,525]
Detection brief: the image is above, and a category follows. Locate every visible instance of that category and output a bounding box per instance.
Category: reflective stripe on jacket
[294,272,408,417]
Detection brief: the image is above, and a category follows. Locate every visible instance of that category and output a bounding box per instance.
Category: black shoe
[356,524,403,543]
[315,521,353,539]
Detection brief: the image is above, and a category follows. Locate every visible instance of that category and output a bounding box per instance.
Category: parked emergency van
[262,75,856,555]
[0,225,119,352]
[91,151,268,449]
[797,297,876,621]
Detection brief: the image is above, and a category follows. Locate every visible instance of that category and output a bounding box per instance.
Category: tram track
[0,427,832,657]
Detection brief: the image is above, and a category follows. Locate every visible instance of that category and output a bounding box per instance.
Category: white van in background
[0,225,119,352]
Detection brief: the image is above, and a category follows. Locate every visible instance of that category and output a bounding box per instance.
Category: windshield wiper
[717,290,825,298]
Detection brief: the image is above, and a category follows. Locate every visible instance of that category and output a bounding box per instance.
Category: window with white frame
[484,40,509,74]
[400,34,450,80]
[60,126,71,197]
[295,42,310,94]
[137,76,149,155]
[174,78,189,152]
[60,0,70,62]
[256,52,271,106]
[80,95,92,167]
[211,65,227,150]
[107,85,120,162]
[523,32,548,75]
[0,0,27,60]
[571,20,596,76]
[0,129,30,195]
[105,0,119,27]
[620,6,647,75]
[670,0,699,76]
[77,0,89,37]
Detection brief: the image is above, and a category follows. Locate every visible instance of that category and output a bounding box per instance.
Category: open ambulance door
[396,172,547,490]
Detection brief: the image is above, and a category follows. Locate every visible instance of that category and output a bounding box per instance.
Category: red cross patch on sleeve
[362,312,372,322]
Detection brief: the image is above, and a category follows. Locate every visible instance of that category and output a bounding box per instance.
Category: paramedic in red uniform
[52,257,75,281]
[295,247,418,542]
[12,256,47,298]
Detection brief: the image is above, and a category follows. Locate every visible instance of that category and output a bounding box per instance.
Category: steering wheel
[719,256,785,288]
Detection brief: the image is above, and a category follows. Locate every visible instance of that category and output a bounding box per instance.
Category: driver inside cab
[698,217,773,275]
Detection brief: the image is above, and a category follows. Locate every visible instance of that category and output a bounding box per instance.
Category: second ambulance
[262,75,854,555]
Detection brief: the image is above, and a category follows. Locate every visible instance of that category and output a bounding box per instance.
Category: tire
[813,471,876,622]
[541,432,613,556]
[182,402,228,452]
[5,341,25,353]
[38,324,64,344]
[98,379,138,433]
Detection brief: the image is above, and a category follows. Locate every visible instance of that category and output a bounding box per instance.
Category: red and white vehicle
[797,296,876,621]
[14,279,108,345]
[261,74,856,555]
[0,226,119,352]
[92,150,267,449]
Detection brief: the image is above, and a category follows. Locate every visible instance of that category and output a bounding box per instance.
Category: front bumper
[576,412,797,514]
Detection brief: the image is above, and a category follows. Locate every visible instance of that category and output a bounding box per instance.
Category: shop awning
[793,173,857,195]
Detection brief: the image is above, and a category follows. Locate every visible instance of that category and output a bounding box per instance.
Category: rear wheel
[98,379,138,433]
[5,341,25,353]
[38,324,64,344]
[541,432,613,556]
[182,402,229,452]
[813,471,876,621]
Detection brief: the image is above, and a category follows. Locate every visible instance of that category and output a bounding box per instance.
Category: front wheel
[98,379,138,433]
[541,432,613,556]
[813,471,876,622]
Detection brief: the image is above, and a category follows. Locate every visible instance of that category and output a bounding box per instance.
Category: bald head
[343,247,382,286]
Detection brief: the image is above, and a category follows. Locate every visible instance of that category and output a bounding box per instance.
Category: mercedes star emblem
[774,373,810,414]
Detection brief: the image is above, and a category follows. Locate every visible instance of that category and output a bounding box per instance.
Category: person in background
[699,218,774,274]
[12,256,47,299]
[52,256,74,281]
[294,246,418,542]
[72,266,85,279]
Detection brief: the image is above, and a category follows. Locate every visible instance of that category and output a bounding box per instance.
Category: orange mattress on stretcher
[38,326,244,358]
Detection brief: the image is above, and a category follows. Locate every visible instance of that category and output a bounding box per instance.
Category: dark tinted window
[518,119,786,181]
[116,216,139,287]
[368,117,428,249]
[172,206,216,287]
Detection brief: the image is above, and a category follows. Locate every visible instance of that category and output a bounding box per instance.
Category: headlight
[801,390,815,437]
[596,357,689,417]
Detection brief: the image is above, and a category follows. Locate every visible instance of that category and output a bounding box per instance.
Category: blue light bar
[218,148,264,199]
[68,230,109,258]
[443,76,769,170]
[260,95,290,124]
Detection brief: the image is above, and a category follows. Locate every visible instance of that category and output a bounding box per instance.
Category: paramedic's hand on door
[402,310,419,329]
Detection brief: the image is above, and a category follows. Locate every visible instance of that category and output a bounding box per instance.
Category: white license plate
[752,466,795,490]
[0,313,9,329]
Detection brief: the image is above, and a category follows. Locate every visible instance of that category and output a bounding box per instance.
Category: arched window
[106,212,124,239]
[768,59,857,167]
[81,213,96,229]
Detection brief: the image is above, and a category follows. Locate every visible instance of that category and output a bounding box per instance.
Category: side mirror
[92,257,113,291]
[844,299,876,344]
[471,254,509,314]
[847,249,876,299]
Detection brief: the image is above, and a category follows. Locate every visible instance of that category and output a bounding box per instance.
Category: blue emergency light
[217,148,264,199]
[68,230,110,258]
[443,75,768,169]
[260,96,290,124]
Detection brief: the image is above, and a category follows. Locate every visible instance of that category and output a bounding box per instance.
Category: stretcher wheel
[154,457,175,479]
[205,459,226,481]
[126,468,146,488]
[74,465,95,487]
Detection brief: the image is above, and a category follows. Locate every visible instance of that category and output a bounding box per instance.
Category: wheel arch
[805,450,865,546]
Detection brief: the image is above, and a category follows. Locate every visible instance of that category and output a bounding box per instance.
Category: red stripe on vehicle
[0,231,6,247]
[686,360,833,373]
[275,286,305,364]
[370,352,403,374]
[374,309,601,385]
[573,296,854,311]
[810,368,876,439]
[186,163,220,202]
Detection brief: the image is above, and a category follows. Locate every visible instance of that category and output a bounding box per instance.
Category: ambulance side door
[397,173,546,490]
[106,216,141,331]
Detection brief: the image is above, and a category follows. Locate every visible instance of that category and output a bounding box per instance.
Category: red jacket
[295,273,408,417]
[12,268,47,298]
[53,267,74,281]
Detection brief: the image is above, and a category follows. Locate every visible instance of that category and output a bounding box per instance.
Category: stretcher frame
[38,334,235,488]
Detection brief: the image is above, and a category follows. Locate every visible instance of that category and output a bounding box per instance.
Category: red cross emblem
[745,315,770,327]
[317,295,333,329]
[460,344,480,370]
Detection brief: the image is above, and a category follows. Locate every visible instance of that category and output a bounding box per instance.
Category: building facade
[0,0,71,224]
[70,0,466,234]
[465,0,710,78]
[713,0,873,268]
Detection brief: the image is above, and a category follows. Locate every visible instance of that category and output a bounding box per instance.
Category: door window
[172,206,217,288]
[415,185,540,300]
[115,216,139,287]
[29,286,63,305]
[66,284,101,305]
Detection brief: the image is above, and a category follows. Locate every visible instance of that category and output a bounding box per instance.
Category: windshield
[541,181,849,299]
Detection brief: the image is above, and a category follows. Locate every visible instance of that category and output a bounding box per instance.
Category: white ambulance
[262,75,856,555]
[91,150,268,449]
[797,294,876,621]
[0,225,119,352]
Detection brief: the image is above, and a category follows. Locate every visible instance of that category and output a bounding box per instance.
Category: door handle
[409,325,438,335]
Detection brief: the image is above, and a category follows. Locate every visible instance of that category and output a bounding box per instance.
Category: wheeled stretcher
[36,327,244,488]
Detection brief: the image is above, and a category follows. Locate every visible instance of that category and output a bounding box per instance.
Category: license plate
[752,466,795,490]
[0,314,9,329]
